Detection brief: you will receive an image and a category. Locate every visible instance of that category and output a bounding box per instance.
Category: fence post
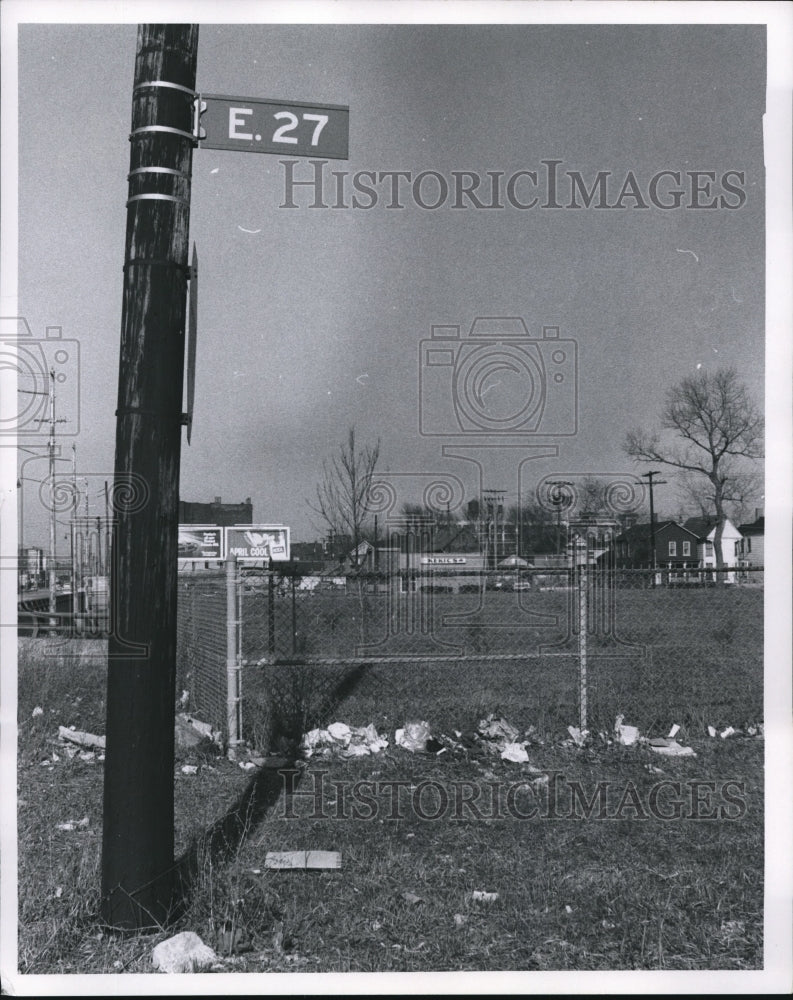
[226,554,242,757]
[268,567,276,655]
[291,572,297,655]
[578,561,588,732]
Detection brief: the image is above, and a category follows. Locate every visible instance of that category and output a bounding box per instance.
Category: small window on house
[747,538,751,553]
[706,541,713,556]
[682,540,691,557]
[668,541,677,556]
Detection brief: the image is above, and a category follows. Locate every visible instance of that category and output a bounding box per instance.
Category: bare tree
[625,367,763,572]
[309,427,381,567]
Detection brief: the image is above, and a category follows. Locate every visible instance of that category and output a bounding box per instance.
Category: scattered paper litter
[175,713,223,747]
[402,891,423,905]
[238,761,256,771]
[58,726,105,750]
[327,722,352,747]
[567,725,587,747]
[264,851,341,870]
[478,715,520,744]
[301,722,388,758]
[32,706,43,717]
[720,726,735,739]
[500,742,529,763]
[707,725,717,738]
[56,816,89,831]
[395,720,432,752]
[614,714,640,746]
[471,890,499,904]
[152,931,217,974]
[181,765,198,775]
[650,740,696,757]
[667,723,680,739]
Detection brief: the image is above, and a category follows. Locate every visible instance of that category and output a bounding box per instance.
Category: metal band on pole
[130,125,198,143]
[126,193,191,207]
[128,166,192,181]
[134,80,198,97]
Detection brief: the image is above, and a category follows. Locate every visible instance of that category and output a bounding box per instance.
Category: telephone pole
[640,470,667,581]
[101,24,199,930]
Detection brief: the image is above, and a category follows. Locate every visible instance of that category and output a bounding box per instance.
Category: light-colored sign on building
[421,556,467,565]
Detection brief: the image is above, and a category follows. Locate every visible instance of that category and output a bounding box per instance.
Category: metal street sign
[198,94,349,159]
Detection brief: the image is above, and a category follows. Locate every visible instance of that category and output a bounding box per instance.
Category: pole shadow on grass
[172,662,369,910]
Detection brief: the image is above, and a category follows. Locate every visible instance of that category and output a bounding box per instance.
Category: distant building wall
[179,495,253,527]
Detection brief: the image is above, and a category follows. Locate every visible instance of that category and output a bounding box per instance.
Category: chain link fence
[176,564,241,743]
[175,558,764,753]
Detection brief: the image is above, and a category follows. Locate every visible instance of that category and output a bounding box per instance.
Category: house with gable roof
[682,516,742,581]
[737,510,764,582]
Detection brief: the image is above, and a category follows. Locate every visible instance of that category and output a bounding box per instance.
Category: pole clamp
[129,125,198,145]
[126,193,190,208]
[133,80,198,98]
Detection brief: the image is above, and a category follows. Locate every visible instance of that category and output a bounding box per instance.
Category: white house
[738,511,764,582]
[683,516,742,581]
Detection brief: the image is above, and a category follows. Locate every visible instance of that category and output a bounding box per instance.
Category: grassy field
[16,611,764,976]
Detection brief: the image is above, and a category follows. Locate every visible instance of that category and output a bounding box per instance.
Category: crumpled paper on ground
[614,714,640,746]
[649,738,696,757]
[395,720,432,752]
[301,722,388,759]
[477,715,520,744]
[567,725,588,747]
[152,931,218,974]
[500,742,530,763]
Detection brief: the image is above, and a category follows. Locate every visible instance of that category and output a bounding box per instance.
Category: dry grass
[16,629,763,975]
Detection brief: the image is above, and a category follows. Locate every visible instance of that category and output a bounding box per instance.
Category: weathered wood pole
[101,23,199,930]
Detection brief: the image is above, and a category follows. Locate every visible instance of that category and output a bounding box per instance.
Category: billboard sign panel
[225,525,290,562]
[178,525,224,560]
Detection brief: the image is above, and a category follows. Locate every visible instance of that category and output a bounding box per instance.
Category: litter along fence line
[176,561,764,753]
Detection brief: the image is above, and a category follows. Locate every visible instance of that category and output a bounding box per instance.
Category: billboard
[225,525,290,562]
[178,525,224,560]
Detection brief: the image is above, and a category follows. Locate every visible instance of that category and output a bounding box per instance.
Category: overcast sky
[10,16,770,545]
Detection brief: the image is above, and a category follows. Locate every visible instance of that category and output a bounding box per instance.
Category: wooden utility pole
[101,24,199,930]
